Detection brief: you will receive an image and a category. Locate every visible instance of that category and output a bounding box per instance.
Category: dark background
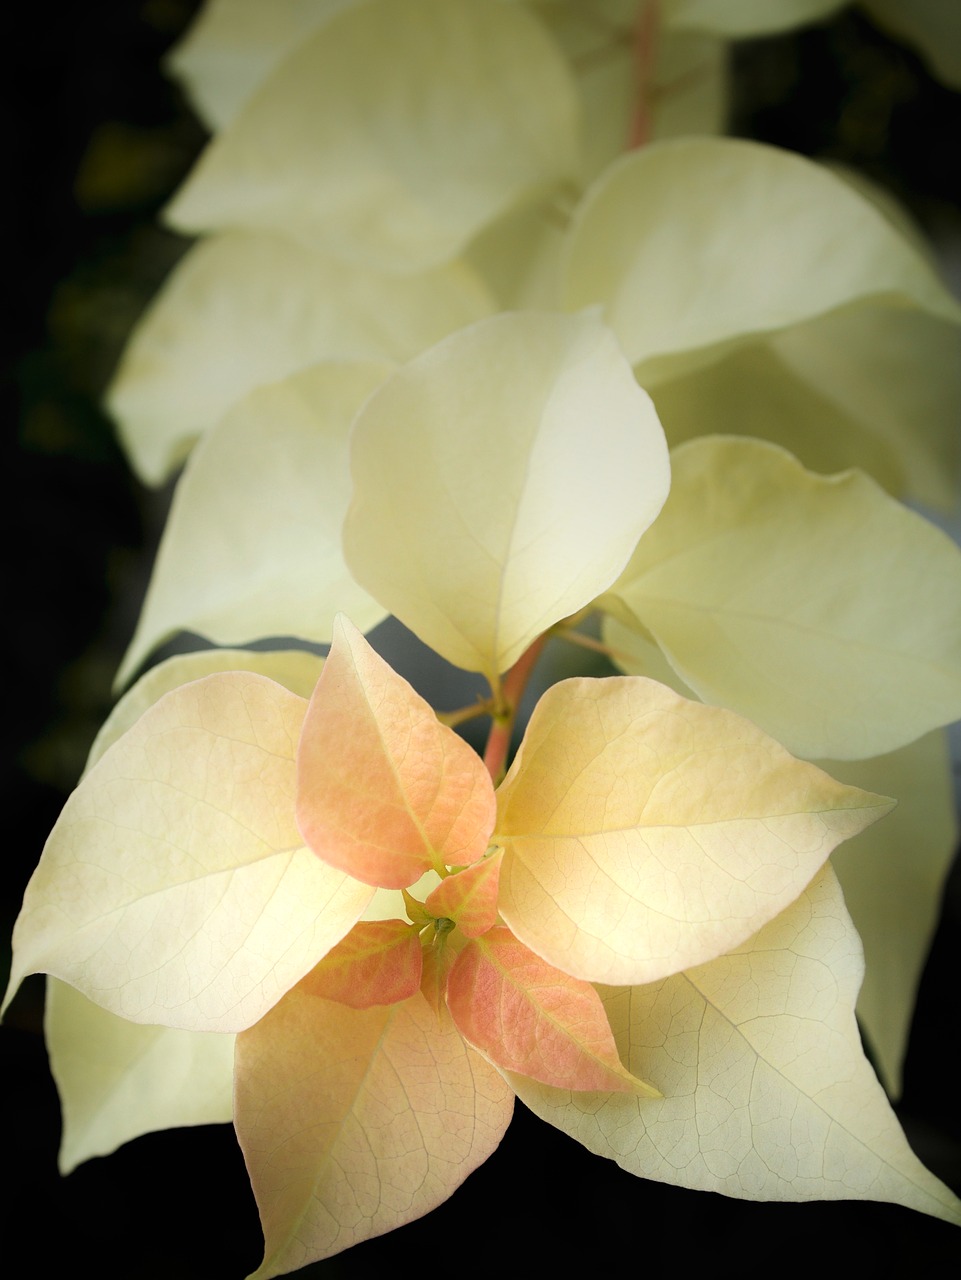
[4,3,960,1274]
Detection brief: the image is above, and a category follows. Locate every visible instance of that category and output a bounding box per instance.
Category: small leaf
[301,920,423,1009]
[650,308,961,512]
[562,137,960,382]
[166,0,352,131]
[89,648,326,772]
[602,435,961,759]
[166,0,580,270]
[495,675,892,986]
[117,362,390,689]
[510,867,961,1225]
[106,230,494,485]
[5,673,373,1032]
[235,985,514,1276]
[447,927,659,1095]
[46,978,234,1174]
[425,852,504,938]
[297,615,496,887]
[827,732,959,1097]
[343,309,670,679]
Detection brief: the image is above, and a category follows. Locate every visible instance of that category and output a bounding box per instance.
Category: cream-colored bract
[827,733,959,1097]
[562,137,961,384]
[166,0,581,271]
[650,305,961,511]
[235,989,514,1280]
[116,362,391,688]
[495,675,893,985]
[600,620,961,1100]
[5,673,374,1032]
[344,309,671,681]
[107,231,494,485]
[510,866,961,1226]
[602,436,961,759]
[166,0,353,131]
[44,649,328,1173]
[47,979,235,1174]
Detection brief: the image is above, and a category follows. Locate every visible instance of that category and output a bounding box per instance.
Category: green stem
[436,699,493,729]
[554,622,642,672]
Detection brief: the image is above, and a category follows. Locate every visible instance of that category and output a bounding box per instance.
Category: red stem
[482,634,548,783]
[629,0,660,149]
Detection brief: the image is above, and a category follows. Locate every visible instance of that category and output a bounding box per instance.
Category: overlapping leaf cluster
[7,1,961,1275]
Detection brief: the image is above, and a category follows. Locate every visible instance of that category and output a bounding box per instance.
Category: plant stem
[436,699,493,729]
[482,634,548,784]
[629,0,660,148]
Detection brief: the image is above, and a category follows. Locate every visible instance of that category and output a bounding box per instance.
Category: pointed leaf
[117,362,390,689]
[90,648,325,772]
[301,920,423,1009]
[235,985,514,1277]
[5,673,373,1031]
[343,310,670,679]
[45,978,234,1174]
[510,867,961,1225]
[166,0,352,131]
[447,927,658,1095]
[561,137,960,382]
[426,852,504,938]
[166,0,580,270]
[107,230,493,485]
[495,676,893,986]
[650,307,961,511]
[827,732,959,1097]
[602,436,961,759]
[297,616,496,888]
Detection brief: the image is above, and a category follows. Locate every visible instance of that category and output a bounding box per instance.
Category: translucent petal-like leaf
[602,436,961,759]
[510,867,961,1224]
[343,310,670,679]
[862,0,961,90]
[301,920,423,1008]
[495,676,892,986]
[46,978,234,1174]
[562,138,960,382]
[770,306,961,510]
[600,627,960,1098]
[106,231,494,485]
[651,309,961,511]
[166,0,581,270]
[235,985,514,1276]
[447,926,659,1094]
[664,0,845,36]
[5,673,373,1031]
[827,732,959,1098]
[297,616,496,888]
[426,852,504,939]
[117,362,390,689]
[90,648,325,772]
[166,0,352,131]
